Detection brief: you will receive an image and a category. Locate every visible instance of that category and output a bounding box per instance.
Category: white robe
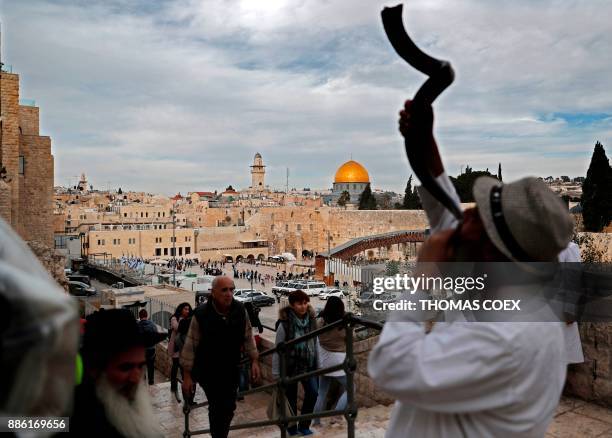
[368,314,566,437]
[417,172,584,364]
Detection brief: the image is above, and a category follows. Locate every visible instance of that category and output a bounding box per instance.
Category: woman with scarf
[272,290,318,436]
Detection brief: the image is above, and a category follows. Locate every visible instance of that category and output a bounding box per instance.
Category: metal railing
[182,313,383,438]
[88,256,153,285]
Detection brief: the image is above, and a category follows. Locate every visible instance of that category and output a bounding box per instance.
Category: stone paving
[149,379,612,438]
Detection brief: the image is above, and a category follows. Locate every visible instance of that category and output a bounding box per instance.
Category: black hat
[81,309,144,370]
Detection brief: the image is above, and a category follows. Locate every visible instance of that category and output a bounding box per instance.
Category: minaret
[250,153,265,191]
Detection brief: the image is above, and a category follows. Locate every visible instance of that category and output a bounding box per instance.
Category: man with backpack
[137,309,166,385]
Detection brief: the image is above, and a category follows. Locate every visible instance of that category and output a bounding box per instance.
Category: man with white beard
[70,309,163,438]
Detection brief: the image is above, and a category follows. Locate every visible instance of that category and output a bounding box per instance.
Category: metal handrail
[182,313,383,438]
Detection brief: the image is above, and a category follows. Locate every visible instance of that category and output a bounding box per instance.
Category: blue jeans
[285,376,318,433]
[312,375,347,425]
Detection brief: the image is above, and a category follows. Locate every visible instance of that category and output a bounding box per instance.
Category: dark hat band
[490,185,533,262]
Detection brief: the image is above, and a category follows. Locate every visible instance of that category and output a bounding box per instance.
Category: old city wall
[246,207,429,256]
[0,72,21,230]
[20,133,54,246]
[195,226,253,249]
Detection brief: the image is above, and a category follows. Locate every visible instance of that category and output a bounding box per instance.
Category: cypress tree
[358,184,377,210]
[582,141,612,231]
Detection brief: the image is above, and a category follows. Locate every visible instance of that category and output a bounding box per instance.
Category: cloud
[1,0,611,195]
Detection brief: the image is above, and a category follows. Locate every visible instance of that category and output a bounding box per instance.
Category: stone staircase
[150,380,612,438]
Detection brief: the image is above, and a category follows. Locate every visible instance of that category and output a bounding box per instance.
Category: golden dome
[334,160,370,183]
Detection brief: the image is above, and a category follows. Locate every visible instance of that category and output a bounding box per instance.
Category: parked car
[68,281,97,297]
[318,289,345,300]
[272,281,290,295]
[68,273,91,286]
[234,288,256,298]
[299,281,328,297]
[235,290,275,307]
[272,281,299,296]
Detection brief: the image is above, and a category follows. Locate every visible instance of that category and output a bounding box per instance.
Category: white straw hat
[473,176,574,262]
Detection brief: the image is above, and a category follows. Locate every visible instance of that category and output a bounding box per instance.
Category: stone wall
[1,72,21,233]
[20,134,54,247]
[247,206,429,256]
[566,323,612,407]
[566,233,612,407]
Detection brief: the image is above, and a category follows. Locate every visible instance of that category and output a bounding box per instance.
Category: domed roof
[334,160,370,183]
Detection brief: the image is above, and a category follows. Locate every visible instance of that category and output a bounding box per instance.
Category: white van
[299,281,328,297]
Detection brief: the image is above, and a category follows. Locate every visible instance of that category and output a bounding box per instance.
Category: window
[297,224,301,231]
[157,212,161,217]
[163,212,166,217]
[146,212,149,218]
[124,213,127,217]
[18,156,25,175]
[185,247,191,255]
[140,212,143,218]
[285,224,289,231]
[185,236,188,242]
[155,248,161,256]
[164,248,168,255]
[171,248,176,256]
[179,247,183,256]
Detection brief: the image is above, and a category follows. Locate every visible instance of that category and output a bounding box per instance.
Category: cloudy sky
[1,0,610,195]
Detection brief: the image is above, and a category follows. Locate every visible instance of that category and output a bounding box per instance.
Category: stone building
[326,160,371,205]
[85,227,196,260]
[1,66,54,248]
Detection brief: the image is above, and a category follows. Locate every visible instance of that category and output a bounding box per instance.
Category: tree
[377,192,394,210]
[118,187,123,194]
[337,190,351,207]
[497,163,502,182]
[358,184,377,210]
[449,165,496,202]
[400,175,422,209]
[582,141,612,232]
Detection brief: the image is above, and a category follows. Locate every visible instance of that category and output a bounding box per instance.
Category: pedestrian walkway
[149,380,612,438]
